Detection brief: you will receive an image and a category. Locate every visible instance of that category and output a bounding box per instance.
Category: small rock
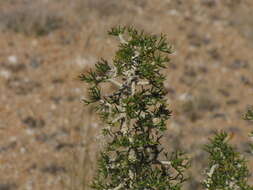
[208,48,221,60]
[0,142,17,153]
[240,75,252,86]
[66,95,76,102]
[229,59,248,70]
[198,66,208,73]
[187,32,202,47]
[228,126,241,134]
[226,99,239,105]
[0,70,11,79]
[35,133,49,143]
[22,116,45,129]
[41,164,66,175]
[168,9,178,16]
[165,87,176,95]
[7,55,17,64]
[20,147,26,154]
[202,0,216,7]
[184,66,197,77]
[51,78,64,84]
[72,88,81,94]
[195,94,220,112]
[178,93,192,101]
[55,142,75,151]
[218,88,230,97]
[30,57,43,68]
[50,96,62,104]
[73,56,95,68]
[211,113,226,119]
[168,62,177,69]
[25,129,34,136]
[202,36,211,45]
[25,179,34,190]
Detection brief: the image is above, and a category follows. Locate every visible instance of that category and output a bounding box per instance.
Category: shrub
[203,131,253,190]
[80,26,252,190]
[244,108,253,154]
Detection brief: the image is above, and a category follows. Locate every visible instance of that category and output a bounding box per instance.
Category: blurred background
[0,0,253,189]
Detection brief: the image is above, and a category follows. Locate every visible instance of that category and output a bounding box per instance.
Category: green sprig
[81,26,189,190]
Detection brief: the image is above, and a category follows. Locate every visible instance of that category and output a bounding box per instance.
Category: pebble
[73,88,81,94]
[229,59,248,70]
[178,93,193,101]
[20,147,26,154]
[168,9,179,16]
[7,55,18,64]
[26,128,35,136]
[73,56,95,68]
[25,179,34,190]
[226,99,239,105]
[0,69,11,79]
[22,116,45,129]
[30,57,42,69]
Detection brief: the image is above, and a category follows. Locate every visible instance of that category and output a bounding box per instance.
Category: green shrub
[203,131,253,190]
[80,26,252,190]
[244,108,253,155]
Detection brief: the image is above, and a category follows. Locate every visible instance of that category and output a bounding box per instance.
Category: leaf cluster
[203,131,253,190]
[244,108,253,158]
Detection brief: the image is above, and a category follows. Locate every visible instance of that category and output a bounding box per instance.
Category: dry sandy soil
[0,0,253,189]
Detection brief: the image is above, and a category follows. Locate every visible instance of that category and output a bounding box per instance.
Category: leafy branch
[81,26,189,190]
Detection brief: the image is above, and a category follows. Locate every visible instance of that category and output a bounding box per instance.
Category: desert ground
[0,0,253,189]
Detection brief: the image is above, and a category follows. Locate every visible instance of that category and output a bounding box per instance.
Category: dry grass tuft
[0,1,67,36]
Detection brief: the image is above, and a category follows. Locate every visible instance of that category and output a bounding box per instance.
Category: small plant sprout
[244,108,253,155]
[80,26,189,190]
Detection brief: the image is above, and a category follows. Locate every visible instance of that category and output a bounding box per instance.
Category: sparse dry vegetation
[0,1,66,36]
